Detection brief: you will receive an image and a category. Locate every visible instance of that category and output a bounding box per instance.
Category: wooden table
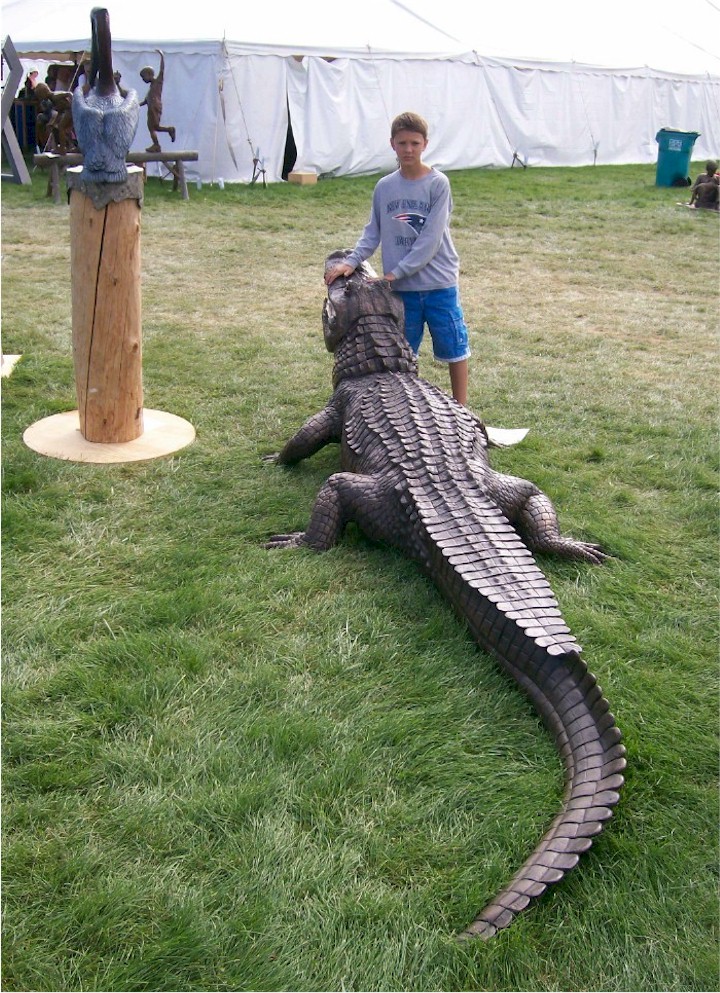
[33,150,199,202]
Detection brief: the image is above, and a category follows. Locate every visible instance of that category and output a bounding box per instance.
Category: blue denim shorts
[395,286,470,363]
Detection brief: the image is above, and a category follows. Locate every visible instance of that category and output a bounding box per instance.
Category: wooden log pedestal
[23,166,195,464]
[71,166,144,443]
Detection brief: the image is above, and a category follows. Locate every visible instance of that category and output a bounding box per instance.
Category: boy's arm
[391,178,451,279]
[326,190,382,285]
[345,189,382,269]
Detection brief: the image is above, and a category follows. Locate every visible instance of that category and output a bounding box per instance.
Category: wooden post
[68,167,144,443]
[49,159,62,204]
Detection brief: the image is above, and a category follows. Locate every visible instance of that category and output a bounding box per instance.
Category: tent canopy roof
[3,0,719,76]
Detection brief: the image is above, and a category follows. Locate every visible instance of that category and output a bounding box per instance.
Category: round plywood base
[1,354,22,377]
[23,409,196,463]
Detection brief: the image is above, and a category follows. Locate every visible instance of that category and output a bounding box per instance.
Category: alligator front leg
[266,471,401,552]
[489,471,609,564]
[264,406,341,466]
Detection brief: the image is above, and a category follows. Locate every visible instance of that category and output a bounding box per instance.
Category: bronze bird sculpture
[72,7,139,183]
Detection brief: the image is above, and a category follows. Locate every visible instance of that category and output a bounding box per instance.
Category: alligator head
[323,249,405,353]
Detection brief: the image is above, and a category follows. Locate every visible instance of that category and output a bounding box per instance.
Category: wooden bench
[33,150,199,203]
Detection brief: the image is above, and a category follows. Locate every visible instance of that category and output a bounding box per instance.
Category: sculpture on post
[264,252,625,939]
[22,8,196,463]
[72,7,139,183]
[139,50,176,152]
[66,6,144,444]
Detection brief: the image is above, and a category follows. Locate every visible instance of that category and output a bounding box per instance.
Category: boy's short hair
[391,112,429,140]
[706,160,718,172]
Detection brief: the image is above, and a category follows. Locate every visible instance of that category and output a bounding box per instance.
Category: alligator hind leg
[488,471,609,564]
[520,491,608,563]
[266,472,399,552]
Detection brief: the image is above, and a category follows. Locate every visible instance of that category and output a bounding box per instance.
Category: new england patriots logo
[394,212,426,233]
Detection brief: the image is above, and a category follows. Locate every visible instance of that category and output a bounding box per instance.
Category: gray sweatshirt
[345,167,460,292]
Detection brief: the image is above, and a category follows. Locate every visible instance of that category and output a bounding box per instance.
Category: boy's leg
[449,358,468,405]
[424,287,471,405]
[395,290,424,354]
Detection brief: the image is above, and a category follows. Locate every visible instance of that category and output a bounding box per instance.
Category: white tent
[3,0,719,184]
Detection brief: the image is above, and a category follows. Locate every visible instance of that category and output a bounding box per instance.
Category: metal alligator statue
[264,251,625,939]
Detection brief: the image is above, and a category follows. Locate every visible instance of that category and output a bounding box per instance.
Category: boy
[325,111,470,404]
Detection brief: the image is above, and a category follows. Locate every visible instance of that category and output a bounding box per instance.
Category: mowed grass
[2,161,718,992]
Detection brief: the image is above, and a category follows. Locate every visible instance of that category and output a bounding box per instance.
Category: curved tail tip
[457,919,498,941]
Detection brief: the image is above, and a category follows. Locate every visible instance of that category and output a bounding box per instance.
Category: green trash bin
[655,128,701,187]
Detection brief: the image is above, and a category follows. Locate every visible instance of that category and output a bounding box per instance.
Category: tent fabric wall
[478,58,720,168]
[285,52,719,179]
[18,43,292,183]
[14,43,720,184]
[89,42,291,184]
[287,55,513,178]
[216,49,290,185]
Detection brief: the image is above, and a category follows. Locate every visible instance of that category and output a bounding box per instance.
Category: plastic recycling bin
[655,128,701,187]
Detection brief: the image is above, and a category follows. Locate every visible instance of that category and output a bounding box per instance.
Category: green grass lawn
[2,161,718,992]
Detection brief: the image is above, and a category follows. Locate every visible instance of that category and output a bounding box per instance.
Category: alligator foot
[265,532,307,549]
[536,537,610,565]
[505,490,612,566]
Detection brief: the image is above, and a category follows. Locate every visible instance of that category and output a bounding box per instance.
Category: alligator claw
[262,452,280,465]
[265,532,306,549]
[568,541,610,565]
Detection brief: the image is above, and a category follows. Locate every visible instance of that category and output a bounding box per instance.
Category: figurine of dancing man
[139,50,176,151]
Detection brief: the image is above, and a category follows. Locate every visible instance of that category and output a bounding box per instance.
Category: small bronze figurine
[34,83,75,153]
[139,50,176,152]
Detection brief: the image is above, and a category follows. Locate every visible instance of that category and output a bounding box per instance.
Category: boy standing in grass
[325,111,470,404]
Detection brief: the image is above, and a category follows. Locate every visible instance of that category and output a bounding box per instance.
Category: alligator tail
[458,636,625,939]
[415,499,625,939]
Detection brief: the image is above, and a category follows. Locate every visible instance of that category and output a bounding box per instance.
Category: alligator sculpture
[264,250,625,939]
